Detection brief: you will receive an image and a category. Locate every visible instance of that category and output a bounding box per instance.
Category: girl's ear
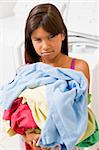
[61,32,65,41]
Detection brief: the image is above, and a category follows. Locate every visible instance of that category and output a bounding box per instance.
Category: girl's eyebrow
[33,37,41,39]
[32,34,51,39]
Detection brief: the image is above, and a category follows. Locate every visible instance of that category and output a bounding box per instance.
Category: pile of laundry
[0,62,99,150]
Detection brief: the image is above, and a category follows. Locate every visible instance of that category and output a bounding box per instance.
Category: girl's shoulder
[74,58,90,89]
[68,56,89,71]
[74,58,89,72]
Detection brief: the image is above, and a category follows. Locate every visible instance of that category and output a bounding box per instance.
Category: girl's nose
[42,40,50,50]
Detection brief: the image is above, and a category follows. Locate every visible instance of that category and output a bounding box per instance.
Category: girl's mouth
[41,51,54,56]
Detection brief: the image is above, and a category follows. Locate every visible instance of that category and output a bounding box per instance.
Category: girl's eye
[48,34,55,39]
[35,38,42,42]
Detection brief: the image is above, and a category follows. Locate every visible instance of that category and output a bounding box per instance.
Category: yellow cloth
[7,128,16,136]
[19,86,48,129]
[76,107,96,144]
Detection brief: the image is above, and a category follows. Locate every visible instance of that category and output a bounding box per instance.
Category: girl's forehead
[31,27,50,37]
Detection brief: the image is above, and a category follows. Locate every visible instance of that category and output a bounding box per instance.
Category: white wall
[0,0,17,18]
[66,0,99,37]
[0,44,16,85]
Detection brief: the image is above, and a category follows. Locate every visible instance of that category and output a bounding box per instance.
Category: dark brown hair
[25,3,68,64]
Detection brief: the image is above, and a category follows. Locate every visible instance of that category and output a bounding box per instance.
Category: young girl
[22,3,90,150]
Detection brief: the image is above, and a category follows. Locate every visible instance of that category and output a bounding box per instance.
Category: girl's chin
[41,54,54,60]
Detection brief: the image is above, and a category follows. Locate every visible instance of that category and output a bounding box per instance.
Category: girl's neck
[41,53,69,67]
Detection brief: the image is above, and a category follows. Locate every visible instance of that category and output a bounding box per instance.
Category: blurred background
[0,0,99,150]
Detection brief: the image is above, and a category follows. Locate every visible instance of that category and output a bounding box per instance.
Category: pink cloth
[70,58,76,69]
[3,97,37,135]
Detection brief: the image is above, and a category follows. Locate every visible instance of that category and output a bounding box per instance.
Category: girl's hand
[23,132,42,150]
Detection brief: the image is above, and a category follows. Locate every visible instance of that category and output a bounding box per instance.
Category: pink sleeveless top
[70,58,76,70]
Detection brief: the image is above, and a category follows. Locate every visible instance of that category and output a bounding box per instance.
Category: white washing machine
[69,43,99,150]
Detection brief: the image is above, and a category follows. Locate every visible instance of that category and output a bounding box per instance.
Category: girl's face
[31,27,65,62]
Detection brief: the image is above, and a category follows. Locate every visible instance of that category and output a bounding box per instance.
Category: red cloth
[3,97,37,135]
[3,97,23,120]
[3,97,38,150]
[25,143,42,150]
[25,143,34,150]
